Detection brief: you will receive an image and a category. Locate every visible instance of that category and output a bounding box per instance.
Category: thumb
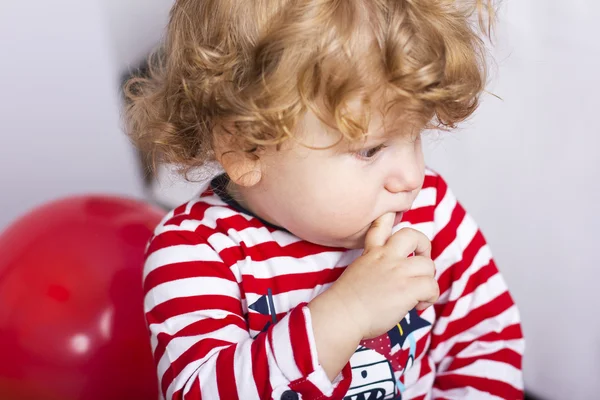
[364,212,395,251]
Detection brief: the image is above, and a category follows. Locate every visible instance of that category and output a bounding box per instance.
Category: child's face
[238,109,425,249]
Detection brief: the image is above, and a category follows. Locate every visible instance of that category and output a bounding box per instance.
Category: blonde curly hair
[124,0,494,176]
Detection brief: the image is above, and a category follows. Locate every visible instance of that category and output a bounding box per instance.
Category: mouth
[393,211,405,226]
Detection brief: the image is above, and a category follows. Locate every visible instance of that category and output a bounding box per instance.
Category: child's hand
[331,212,439,339]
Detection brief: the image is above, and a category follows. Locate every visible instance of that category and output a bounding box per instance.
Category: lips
[393,212,404,226]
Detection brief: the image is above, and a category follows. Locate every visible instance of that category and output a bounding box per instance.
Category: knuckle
[429,279,440,297]
[366,247,386,262]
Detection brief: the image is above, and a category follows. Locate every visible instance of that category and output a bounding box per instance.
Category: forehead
[296,101,417,149]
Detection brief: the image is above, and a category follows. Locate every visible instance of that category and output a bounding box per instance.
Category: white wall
[101,0,174,71]
[424,2,600,399]
[0,0,144,230]
[1,0,597,398]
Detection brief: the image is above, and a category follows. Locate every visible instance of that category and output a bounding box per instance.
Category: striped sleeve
[143,212,352,400]
[428,175,525,399]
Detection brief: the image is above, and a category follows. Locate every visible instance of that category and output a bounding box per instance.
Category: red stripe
[171,374,202,400]
[423,174,439,190]
[153,315,244,366]
[165,202,210,227]
[432,291,515,346]
[248,312,274,333]
[448,347,522,372]
[251,332,273,397]
[412,331,431,368]
[146,295,244,325]
[241,240,342,262]
[419,357,433,378]
[146,230,209,254]
[435,374,522,399]
[216,344,240,400]
[431,201,465,262]
[402,205,435,225]
[445,323,523,359]
[289,362,354,398]
[435,228,486,297]
[214,213,268,232]
[243,267,344,294]
[436,261,498,320]
[183,375,202,400]
[161,338,232,397]
[289,306,314,376]
[173,203,190,216]
[144,260,238,293]
[433,175,447,204]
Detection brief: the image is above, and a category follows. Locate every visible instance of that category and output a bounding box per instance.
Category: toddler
[125,1,525,399]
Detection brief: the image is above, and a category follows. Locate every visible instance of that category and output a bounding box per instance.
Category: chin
[327,231,368,250]
[290,224,369,250]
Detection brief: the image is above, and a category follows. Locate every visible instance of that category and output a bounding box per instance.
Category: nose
[384,150,424,194]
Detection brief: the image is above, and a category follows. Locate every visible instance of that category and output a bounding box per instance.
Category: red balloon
[0,196,165,399]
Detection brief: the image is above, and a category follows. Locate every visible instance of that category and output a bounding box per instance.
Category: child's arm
[143,214,354,400]
[145,205,438,400]
[423,176,525,399]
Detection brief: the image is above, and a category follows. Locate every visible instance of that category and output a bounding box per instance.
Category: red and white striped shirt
[143,169,524,400]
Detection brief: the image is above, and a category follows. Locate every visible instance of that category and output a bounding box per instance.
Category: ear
[219,151,262,187]
[213,127,262,187]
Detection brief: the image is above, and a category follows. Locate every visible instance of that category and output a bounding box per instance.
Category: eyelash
[355,144,387,160]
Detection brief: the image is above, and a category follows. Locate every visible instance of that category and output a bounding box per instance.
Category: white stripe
[432,186,457,237]
[302,307,320,372]
[238,251,345,279]
[198,351,221,400]
[206,231,238,252]
[431,305,521,362]
[148,310,246,349]
[156,205,253,234]
[437,338,525,373]
[307,368,336,397]
[270,313,302,381]
[433,273,507,335]
[245,284,333,322]
[432,386,505,400]
[184,199,208,214]
[227,225,303,248]
[165,344,230,399]
[144,243,223,279]
[265,334,293,395]
[411,186,437,209]
[456,338,525,360]
[145,277,240,311]
[441,244,493,303]
[402,358,422,388]
[444,359,523,390]
[434,211,479,278]
[166,358,203,400]
[153,208,176,233]
[401,359,435,398]
[180,369,200,399]
[234,340,261,400]
[424,168,437,177]
[151,334,159,355]
[392,221,435,240]
[157,325,246,384]
[435,244,492,304]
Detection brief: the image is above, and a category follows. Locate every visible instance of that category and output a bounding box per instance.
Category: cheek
[297,178,377,234]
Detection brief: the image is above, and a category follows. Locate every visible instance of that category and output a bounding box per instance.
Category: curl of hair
[124,0,495,177]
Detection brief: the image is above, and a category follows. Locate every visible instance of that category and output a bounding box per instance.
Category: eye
[355,144,387,159]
